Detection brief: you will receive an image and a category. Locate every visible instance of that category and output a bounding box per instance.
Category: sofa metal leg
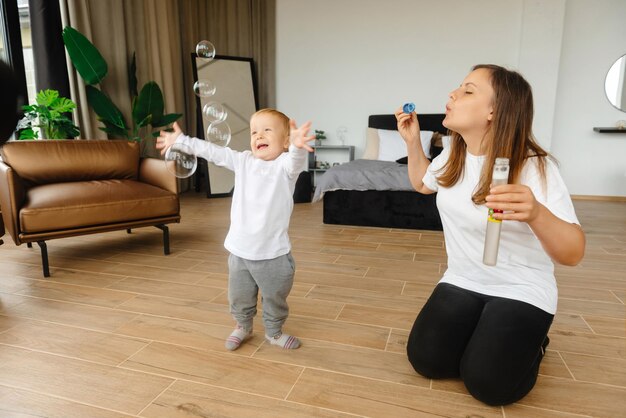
[27,242,32,248]
[155,224,170,255]
[36,241,50,277]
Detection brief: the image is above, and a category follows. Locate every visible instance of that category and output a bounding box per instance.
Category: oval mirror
[605,54,626,112]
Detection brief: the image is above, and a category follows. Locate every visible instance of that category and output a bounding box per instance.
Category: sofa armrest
[0,161,26,245]
[139,157,178,194]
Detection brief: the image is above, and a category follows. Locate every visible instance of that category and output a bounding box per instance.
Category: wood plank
[548,329,626,359]
[386,328,409,353]
[582,315,626,337]
[503,404,592,418]
[115,314,263,356]
[15,280,137,308]
[518,375,626,418]
[100,263,214,284]
[107,277,224,302]
[140,379,351,417]
[287,368,502,418]
[560,352,626,387]
[20,268,126,288]
[306,285,424,312]
[0,344,172,415]
[121,342,302,399]
[116,294,234,326]
[0,385,136,418]
[0,321,148,366]
[253,338,427,387]
[0,295,138,332]
[557,298,626,319]
[338,304,420,330]
[295,270,405,294]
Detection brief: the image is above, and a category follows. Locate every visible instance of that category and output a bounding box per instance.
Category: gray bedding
[312,159,414,202]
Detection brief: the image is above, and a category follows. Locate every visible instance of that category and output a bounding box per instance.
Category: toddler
[157,109,314,350]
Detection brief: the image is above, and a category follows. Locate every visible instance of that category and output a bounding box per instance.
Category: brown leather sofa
[0,140,180,277]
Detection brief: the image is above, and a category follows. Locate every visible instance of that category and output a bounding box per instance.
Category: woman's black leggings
[407,283,554,406]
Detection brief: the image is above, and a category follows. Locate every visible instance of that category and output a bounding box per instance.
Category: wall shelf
[593,127,626,133]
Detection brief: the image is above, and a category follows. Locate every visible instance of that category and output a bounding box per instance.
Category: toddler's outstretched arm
[156,121,239,172]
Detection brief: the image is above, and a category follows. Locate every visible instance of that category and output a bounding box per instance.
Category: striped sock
[265,332,301,349]
[225,325,252,351]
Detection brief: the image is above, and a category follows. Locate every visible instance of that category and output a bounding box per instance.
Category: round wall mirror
[605,54,626,112]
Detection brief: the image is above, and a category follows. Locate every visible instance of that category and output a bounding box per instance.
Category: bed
[314,113,447,230]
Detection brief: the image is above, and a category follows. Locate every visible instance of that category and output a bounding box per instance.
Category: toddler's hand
[156,122,183,156]
[289,120,315,152]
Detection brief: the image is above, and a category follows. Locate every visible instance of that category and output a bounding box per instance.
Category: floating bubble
[193,79,216,98]
[202,102,228,123]
[164,143,197,178]
[196,40,216,61]
[206,121,231,147]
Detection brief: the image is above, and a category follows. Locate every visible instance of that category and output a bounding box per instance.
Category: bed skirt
[323,190,443,231]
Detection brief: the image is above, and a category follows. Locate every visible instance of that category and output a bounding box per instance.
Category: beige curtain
[60,0,275,142]
[60,0,186,144]
[178,0,275,138]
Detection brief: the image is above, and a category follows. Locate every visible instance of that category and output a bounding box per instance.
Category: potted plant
[62,26,181,151]
[16,89,80,139]
[314,129,326,146]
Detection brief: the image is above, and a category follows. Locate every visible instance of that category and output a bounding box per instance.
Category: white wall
[551,0,626,196]
[276,0,564,150]
[277,0,626,196]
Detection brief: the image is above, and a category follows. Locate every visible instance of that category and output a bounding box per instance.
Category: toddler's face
[250,113,290,161]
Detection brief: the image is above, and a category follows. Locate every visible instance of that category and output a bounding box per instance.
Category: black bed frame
[322,113,446,231]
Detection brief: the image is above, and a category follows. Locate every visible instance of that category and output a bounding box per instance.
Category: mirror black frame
[191,53,259,197]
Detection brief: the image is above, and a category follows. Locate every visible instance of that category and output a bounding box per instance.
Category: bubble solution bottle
[483,157,510,266]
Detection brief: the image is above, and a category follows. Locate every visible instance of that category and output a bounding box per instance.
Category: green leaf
[62,26,108,85]
[98,119,129,139]
[151,112,182,128]
[18,128,38,140]
[36,89,59,107]
[137,114,152,128]
[128,52,138,98]
[51,97,76,114]
[133,82,164,128]
[86,85,127,130]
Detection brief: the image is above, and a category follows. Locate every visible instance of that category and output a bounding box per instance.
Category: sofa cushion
[1,140,140,186]
[20,179,178,233]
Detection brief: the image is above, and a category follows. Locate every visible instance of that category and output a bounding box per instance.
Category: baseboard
[571,194,626,202]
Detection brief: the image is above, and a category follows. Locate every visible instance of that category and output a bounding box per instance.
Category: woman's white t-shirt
[422,147,579,314]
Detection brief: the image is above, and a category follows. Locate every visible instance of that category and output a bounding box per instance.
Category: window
[0,0,28,106]
[17,0,36,103]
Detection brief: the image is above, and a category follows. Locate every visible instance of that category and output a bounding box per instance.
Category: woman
[396,64,585,406]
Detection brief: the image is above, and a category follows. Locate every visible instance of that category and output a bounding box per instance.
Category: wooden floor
[0,193,625,417]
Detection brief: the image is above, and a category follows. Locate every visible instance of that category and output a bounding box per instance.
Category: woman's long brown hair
[437,64,550,204]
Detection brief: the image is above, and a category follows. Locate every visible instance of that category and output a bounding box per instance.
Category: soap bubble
[202,102,228,123]
[193,79,216,97]
[164,143,197,178]
[206,121,231,147]
[196,40,216,61]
